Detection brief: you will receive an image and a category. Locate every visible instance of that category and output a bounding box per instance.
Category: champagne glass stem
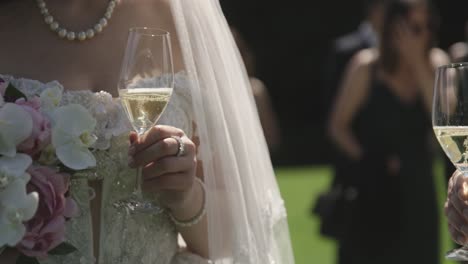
[133,132,145,198]
[134,166,143,197]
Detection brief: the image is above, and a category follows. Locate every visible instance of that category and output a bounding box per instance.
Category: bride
[0,0,294,263]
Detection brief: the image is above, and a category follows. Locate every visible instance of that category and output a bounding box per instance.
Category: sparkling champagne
[120,88,173,134]
[434,126,468,172]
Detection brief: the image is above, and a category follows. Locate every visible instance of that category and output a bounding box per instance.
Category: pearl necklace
[36,0,119,42]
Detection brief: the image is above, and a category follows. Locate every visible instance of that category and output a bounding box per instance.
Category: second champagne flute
[433,63,468,260]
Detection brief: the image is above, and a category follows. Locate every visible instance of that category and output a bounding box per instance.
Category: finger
[131,137,182,167]
[445,200,450,217]
[129,132,138,145]
[192,121,198,134]
[449,190,468,223]
[448,172,457,195]
[130,136,196,167]
[456,175,468,201]
[142,156,196,180]
[128,132,139,156]
[142,173,195,192]
[192,136,200,149]
[448,171,462,202]
[450,189,468,218]
[449,224,467,245]
[135,125,184,152]
[447,172,468,216]
[447,206,467,232]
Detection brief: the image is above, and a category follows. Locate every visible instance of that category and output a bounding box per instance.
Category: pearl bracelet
[167,177,206,227]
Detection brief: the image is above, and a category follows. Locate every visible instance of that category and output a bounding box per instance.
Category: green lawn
[275,162,452,264]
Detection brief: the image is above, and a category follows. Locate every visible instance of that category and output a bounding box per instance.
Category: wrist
[168,178,204,222]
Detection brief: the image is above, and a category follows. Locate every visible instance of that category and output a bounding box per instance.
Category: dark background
[220,0,468,166]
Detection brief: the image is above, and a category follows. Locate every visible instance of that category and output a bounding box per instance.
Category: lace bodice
[0,74,207,264]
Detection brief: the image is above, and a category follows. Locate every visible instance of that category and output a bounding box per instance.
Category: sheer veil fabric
[170,0,295,263]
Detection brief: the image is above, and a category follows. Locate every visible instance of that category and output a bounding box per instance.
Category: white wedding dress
[1,73,207,264]
[0,1,296,263]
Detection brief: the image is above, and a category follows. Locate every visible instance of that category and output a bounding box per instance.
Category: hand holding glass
[433,63,468,260]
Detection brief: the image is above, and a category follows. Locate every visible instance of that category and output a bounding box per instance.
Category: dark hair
[363,0,388,15]
[380,0,439,74]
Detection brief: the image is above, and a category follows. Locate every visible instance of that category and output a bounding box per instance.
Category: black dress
[338,68,439,264]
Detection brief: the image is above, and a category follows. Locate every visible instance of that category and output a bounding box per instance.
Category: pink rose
[16,166,79,259]
[16,97,52,157]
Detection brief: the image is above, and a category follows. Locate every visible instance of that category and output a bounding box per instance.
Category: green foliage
[49,242,78,255]
[4,83,26,102]
[16,255,40,264]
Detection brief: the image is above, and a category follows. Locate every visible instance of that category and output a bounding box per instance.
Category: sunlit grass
[276,161,452,264]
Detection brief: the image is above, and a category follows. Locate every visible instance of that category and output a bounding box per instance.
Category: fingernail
[128,145,136,156]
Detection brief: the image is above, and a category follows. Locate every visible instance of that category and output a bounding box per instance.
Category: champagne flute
[114,27,174,214]
[433,63,468,260]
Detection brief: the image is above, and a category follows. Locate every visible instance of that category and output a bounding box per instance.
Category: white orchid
[0,154,38,247]
[0,180,38,247]
[0,154,33,190]
[40,85,63,115]
[0,103,33,157]
[52,104,97,170]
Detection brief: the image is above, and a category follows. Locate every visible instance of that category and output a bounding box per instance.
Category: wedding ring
[171,136,185,157]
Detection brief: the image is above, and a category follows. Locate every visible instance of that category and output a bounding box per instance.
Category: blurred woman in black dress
[329,0,449,263]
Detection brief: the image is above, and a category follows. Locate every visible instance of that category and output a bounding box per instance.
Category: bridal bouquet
[0,77,97,263]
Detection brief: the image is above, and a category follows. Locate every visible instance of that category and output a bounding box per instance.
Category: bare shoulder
[249,77,266,97]
[344,48,378,83]
[430,48,450,68]
[350,48,378,70]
